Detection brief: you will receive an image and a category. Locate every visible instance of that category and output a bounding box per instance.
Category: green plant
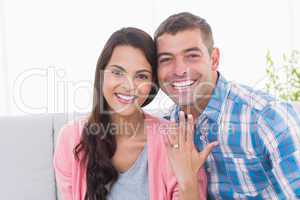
[265,50,300,101]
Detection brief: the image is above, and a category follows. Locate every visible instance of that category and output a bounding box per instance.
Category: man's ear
[210,48,220,71]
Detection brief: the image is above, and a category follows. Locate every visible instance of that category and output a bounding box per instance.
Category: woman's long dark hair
[74,27,158,200]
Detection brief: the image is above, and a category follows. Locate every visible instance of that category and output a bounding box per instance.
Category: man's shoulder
[227,82,278,114]
[226,82,300,123]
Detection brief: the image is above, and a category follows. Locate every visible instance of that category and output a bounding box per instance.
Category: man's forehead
[156,30,204,55]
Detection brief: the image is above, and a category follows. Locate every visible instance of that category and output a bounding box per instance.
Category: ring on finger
[172,143,179,149]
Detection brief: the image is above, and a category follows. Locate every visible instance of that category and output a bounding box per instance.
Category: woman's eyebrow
[108,65,151,74]
[107,65,126,72]
[136,69,152,74]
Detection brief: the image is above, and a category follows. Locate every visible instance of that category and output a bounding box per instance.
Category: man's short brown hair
[154,12,214,54]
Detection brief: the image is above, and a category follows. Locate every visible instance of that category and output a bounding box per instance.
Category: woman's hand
[163,111,218,199]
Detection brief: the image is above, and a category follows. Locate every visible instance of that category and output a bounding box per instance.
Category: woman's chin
[110,106,141,117]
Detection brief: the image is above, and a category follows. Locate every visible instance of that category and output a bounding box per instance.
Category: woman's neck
[111,111,145,139]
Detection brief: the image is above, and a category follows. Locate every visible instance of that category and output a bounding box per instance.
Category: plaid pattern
[169,73,300,199]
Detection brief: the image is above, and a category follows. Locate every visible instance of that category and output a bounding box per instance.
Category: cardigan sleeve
[53,123,77,200]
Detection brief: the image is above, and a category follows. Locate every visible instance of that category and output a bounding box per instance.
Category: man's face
[157,29,219,107]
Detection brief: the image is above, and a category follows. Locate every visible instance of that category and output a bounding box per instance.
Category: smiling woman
[54,27,158,200]
[102,45,154,116]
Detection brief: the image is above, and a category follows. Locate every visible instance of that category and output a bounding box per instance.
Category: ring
[172,144,179,149]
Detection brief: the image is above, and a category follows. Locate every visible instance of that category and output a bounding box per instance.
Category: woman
[53,27,217,200]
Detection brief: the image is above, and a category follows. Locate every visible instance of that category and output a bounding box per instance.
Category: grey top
[107,145,149,200]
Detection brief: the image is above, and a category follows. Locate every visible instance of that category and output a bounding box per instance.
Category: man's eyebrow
[158,47,202,59]
[157,52,173,59]
[183,47,202,53]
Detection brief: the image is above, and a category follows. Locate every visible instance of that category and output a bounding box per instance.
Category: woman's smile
[114,93,138,104]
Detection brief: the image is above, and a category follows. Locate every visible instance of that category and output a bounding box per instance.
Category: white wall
[1,0,300,115]
[0,0,9,114]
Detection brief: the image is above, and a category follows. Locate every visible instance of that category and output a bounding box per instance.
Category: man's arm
[257,102,300,199]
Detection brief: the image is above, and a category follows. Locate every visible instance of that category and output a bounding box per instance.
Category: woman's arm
[53,124,75,200]
[164,111,217,200]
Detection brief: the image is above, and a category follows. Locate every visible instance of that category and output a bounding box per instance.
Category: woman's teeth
[115,93,136,102]
[172,80,195,89]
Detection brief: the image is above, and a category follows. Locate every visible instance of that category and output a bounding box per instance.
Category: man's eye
[159,57,171,63]
[187,54,200,58]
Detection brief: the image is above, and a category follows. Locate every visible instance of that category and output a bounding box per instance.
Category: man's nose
[173,58,187,76]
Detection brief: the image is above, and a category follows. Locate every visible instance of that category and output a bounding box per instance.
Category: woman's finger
[163,132,175,156]
[186,114,195,147]
[179,111,186,148]
[162,133,176,172]
[163,133,171,149]
[166,122,178,148]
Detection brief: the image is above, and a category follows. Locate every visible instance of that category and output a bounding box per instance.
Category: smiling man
[155,12,300,199]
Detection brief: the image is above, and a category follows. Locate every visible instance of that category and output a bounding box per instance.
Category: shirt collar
[170,72,230,123]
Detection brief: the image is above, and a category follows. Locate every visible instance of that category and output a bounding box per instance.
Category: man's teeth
[172,80,195,88]
[116,94,135,100]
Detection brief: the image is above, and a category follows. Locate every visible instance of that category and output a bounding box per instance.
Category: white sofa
[0,103,299,199]
[0,112,86,200]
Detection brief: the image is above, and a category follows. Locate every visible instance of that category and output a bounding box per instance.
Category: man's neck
[181,94,212,119]
[181,72,218,119]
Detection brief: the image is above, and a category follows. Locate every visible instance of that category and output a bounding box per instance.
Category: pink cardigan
[53,113,207,200]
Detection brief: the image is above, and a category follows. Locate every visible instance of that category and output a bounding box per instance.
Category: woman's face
[102,45,153,116]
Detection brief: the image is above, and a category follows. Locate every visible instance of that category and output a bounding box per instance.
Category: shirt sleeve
[53,124,76,200]
[257,102,300,199]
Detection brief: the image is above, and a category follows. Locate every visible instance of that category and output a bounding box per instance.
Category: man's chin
[172,98,195,107]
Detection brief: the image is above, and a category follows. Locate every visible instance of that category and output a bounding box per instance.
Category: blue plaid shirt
[169,73,300,199]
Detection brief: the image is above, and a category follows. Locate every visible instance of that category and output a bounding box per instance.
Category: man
[155,12,300,199]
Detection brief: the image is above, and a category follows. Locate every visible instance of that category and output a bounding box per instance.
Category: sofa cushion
[0,114,56,200]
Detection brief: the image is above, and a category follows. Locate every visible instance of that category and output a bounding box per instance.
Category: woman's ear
[210,47,220,71]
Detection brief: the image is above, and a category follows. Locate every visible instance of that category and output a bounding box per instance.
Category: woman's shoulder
[144,112,173,138]
[145,113,172,146]
[144,112,172,125]
[56,116,88,147]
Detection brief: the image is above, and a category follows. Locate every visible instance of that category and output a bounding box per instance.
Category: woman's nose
[121,76,135,91]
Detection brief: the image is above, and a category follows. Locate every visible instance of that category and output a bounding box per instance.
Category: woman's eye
[136,74,149,80]
[111,69,124,76]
